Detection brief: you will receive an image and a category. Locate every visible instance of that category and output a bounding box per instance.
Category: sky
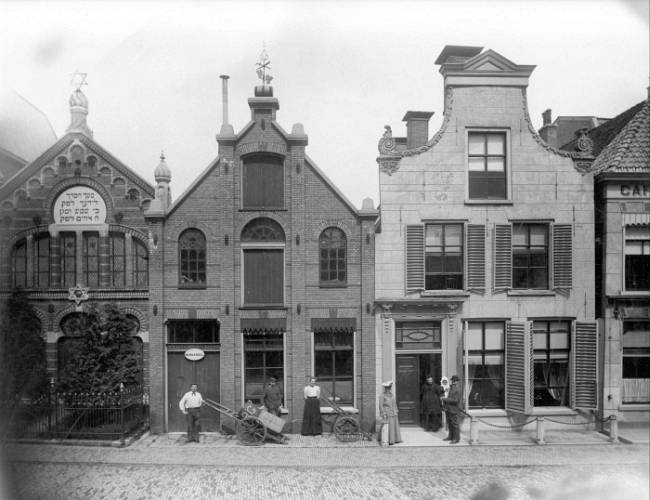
[0,0,648,209]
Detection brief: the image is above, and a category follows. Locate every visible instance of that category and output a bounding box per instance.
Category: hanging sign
[53,186,107,225]
[184,348,205,361]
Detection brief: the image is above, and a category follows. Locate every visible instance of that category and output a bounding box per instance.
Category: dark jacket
[263,383,283,410]
[421,383,443,413]
[443,383,462,415]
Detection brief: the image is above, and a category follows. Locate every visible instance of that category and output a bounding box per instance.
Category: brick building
[144,74,378,434]
[374,46,599,428]
[0,88,154,388]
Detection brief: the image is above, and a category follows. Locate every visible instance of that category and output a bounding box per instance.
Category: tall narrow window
[60,232,76,288]
[513,223,548,289]
[319,227,347,285]
[242,218,285,305]
[625,225,650,291]
[133,238,148,287]
[34,233,50,287]
[244,334,284,405]
[83,232,99,287]
[109,233,126,287]
[179,229,206,286]
[467,322,505,409]
[622,320,650,404]
[533,320,570,406]
[242,155,284,209]
[12,239,27,288]
[425,223,463,290]
[468,132,506,199]
[314,331,354,404]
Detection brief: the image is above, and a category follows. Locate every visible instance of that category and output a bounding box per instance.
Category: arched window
[133,238,148,287]
[241,218,285,305]
[109,232,126,287]
[179,229,206,286]
[34,233,50,287]
[12,239,27,288]
[319,227,347,285]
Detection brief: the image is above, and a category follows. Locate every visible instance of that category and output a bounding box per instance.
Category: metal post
[49,378,55,435]
[536,417,546,445]
[469,416,479,445]
[120,383,125,446]
[609,415,619,443]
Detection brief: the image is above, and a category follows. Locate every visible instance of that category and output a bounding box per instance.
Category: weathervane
[70,70,88,91]
[255,48,273,86]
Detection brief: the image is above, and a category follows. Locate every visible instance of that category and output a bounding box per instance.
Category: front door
[396,353,442,425]
[167,352,220,432]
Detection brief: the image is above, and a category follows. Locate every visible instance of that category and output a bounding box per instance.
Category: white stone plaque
[53,186,107,225]
[184,348,205,361]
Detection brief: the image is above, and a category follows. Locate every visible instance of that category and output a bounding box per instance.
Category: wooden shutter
[466,224,486,291]
[505,321,533,414]
[405,225,425,292]
[493,224,512,293]
[553,224,573,292]
[244,249,284,305]
[571,321,598,409]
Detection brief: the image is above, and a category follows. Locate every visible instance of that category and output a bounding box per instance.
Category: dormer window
[242,154,284,210]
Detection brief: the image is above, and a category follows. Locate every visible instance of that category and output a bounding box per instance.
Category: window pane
[332,380,353,403]
[468,134,485,155]
[512,225,527,246]
[468,158,485,171]
[444,225,462,246]
[529,226,548,246]
[534,332,547,349]
[530,268,548,289]
[315,351,333,377]
[484,323,504,350]
[335,351,354,377]
[487,134,505,155]
[486,158,504,171]
[550,332,569,349]
[425,225,443,246]
[467,323,483,350]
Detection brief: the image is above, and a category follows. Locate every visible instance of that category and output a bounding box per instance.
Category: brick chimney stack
[402,111,434,149]
[538,108,558,147]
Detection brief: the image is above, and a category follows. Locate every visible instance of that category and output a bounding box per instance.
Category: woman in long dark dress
[301,377,322,436]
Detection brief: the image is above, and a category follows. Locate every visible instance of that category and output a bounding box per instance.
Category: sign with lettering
[53,186,107,225]
[184,348,205,361]
[606,183,650,199]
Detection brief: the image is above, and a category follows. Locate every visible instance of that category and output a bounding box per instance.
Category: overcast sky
[1,0,648,209]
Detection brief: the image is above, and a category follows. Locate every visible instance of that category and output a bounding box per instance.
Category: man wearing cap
[263,376,283,417]
[179,383,203,443]
[441,375,461,444]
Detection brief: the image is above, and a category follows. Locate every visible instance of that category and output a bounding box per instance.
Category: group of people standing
[420,374,462,443]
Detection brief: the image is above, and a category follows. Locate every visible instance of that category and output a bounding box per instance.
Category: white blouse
[304,385,321,398]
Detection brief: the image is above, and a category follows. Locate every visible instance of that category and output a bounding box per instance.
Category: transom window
[513,223,548,289]
[395,322,442,350]
[425,223,463,290]
[625,225,650,291]
[242,154,284,209]
[179,229,206,286]
[533,320,570,407]
[244,334,284,405]
[167,320,220,343]
[468,132,507,200]
[467,321,505,409]
[314,331,354,405]
[319,227,347,285]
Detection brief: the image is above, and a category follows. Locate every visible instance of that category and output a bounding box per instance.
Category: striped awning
[624,213,650,226]
[311,318,356,333]
[241,318,286,336]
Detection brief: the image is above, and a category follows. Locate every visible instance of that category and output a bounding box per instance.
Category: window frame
[60,232,77,288]
[532,319,571,407]
[241,154,285,210]
[178,228,207,288]
[466,321,505,409]
[82,232,100,287]
[34,233,50,288]
[424,223,464,291]
[319,227,347,287]
[512,223,549,290]
[12,239,28,288]
[313,331,355,405]
[167,320,220,344]
[132,237,149,287]
[623,225,650,291]
[466,130,509,201]
[242,333,285,406]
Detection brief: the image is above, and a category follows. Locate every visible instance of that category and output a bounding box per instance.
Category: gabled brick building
[145,76,378,433]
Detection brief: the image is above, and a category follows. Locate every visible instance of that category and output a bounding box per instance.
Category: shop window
[314,331,353,405]
[467,322,505,409]
[83,232,99,287]
[242,154,284,209]
[533,320,570,406]
[622,320,650,404]
[34,233,50,287]
[243,334,284,405]
[178,229,206,287]
[12,239,27,288]
[395,322,442,350]
[468,132,507,200]
[133,238,148,287]
[167,320,220,343]
[109,233,126,287]
[60,232,76,288]
[242,218,285,306]
[319,227,347,286]
[425,223,463,290]
[625,226,650,291]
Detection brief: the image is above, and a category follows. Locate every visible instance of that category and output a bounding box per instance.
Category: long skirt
[301,398,322,435]
[383,415,402,445]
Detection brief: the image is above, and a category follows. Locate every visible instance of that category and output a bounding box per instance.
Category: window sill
[420,290,470,298]
[608,291,650,299]
[507,290,555,297]
[239,305,288,310]
[320,406,358,414]
[530,407,577,416]
[319,283,348,289]
[464,200,513,205]
[178,284,207,289]
[466,408,508,417]
[619,404,650,411]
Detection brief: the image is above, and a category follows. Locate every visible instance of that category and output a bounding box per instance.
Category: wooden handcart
[319,394,373,442]
[203,398,289,446]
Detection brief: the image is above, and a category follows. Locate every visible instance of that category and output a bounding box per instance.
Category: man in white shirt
[179,383,203,443]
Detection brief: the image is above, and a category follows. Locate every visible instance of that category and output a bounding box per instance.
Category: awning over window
[311,318,356,333]
[624,213,650,227]
[241,318,286,336]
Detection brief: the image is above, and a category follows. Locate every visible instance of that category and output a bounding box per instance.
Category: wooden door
[396,355,419,424]
[167,352,220,432]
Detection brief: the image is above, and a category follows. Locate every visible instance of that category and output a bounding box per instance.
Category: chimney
[219,75,234,136]
[538,109,558,147]
[402,111,434,149]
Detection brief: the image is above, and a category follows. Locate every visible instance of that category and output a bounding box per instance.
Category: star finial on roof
[70,71,88,91]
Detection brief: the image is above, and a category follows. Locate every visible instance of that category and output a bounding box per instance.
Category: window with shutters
[319,227,347,286]
[12,239,27,288]
[513,224,548,289]
[242,154,284,210]
[179,229,206,287]
[242,218,285,306]
[533,320,570,406]
[624,225,650,291]
[467,321,505,409]
[468,132,507,200]
[622,320,650,404]
[314,331,354,405]
[425,224,463,290]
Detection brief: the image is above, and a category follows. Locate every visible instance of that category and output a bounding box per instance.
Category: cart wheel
[237,416,267,446]
[333,415,360,442]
